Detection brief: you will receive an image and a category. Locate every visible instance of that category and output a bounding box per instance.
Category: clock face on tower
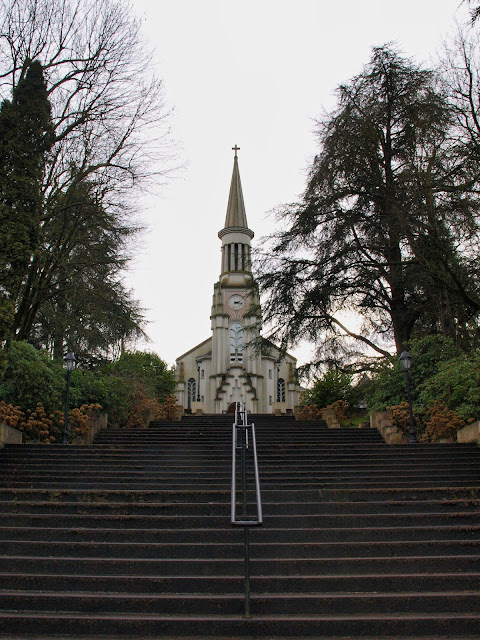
[228,294,245,310]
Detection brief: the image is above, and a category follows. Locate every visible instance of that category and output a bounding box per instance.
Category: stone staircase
[0,414,479,638]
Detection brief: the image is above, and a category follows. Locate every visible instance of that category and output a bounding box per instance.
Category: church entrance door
[227,403,236,414]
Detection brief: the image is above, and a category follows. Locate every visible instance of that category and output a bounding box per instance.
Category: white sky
[125,0,470,368]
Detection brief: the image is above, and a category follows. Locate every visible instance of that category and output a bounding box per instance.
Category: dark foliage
[257,46,480,371]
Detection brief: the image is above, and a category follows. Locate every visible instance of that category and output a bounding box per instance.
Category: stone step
[1,539,478,559]
[2,481,479,492]
[2,458,478,472]
[2,571,479,594]
[1,496,480,516]
[2,468,477,482]
[95,428,381,435]
[0,478,476,493]
[91,436,385,445]
[2,496,480,518]
[3,456,448,467]
[0,610,479,637]
[2,454,477,465]
[5,636,476,640]
[1,488,478,510]
[3,480,478,492]
[2,457,478,470]
[5,458,474,469]
[2,452,478,465]
[0,555,477,576]
[0,481,237,490]
[1,591,479,615]
[5,442,477,451]
[1,511,479,528]
[0,420,479,639]
[2,524,479,543]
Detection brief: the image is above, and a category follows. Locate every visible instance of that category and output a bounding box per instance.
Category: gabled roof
[176,337,212,362]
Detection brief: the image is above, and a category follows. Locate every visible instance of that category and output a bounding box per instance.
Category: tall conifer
[0,61,54,373]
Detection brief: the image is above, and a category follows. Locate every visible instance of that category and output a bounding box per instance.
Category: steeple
[218,146,254,286]
[219,146,254,239]
[224,147,249,230]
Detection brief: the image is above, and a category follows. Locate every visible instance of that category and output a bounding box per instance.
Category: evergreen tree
[258,46,480,371]
[0,60,54,373]
[13,179,145,364]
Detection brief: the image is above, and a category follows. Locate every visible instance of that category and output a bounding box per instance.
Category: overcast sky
[125,0,471,368]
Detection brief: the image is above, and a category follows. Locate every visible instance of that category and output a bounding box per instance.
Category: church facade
[175,150,301,414]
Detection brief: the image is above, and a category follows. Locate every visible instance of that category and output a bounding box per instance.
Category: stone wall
[293,406,322,421]
[457,420,480,445]
[74,411,108,445]
[190,402,204,416]
[321,408,341,429]
[370,410,407,444]
[0,423,22,446]
[272,401,287,416]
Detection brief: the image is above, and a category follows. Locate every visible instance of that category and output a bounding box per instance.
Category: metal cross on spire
[232,145,240,157]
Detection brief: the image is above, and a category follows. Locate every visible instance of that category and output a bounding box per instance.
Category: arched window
[187,378,196,409]
[230,322,243,363]
[277,377,286,402]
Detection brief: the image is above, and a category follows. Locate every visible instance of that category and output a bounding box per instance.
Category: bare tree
[463,0,480,23]
[0,0,172,195]
[442,27,480,157]
[0,0,174,358]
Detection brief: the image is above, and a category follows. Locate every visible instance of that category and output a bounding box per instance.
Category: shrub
[386,401,424,438]
[101,351,176,428]
[417,353,480,422]
[123,388,162,428]
[0,344,176,431]
[327,400,350,424]
[296,405,323,420]
[157,394,180,420]
[367,359,410,412]
[367,335,462,412]
[301,370,358,409]
[69,369,130,423]
[20,404,60,444]
[66,403,102,442]
[0,400,24,429]
[0,400,101,444]
[0,341,64,413]
[106,351,175,402]
[421,402,465,443]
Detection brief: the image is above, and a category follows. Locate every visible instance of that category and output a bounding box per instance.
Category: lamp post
[196,358,201,402]
[63,352,75,444]
[399,350,417,444]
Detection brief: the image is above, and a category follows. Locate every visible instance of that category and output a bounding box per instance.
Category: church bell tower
[209,146,263,413]
[175,146,300,415]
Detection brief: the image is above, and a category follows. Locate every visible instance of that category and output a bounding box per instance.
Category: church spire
[218,146,254,285]
[223,146,250,231]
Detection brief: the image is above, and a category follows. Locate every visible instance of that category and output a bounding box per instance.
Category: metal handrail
[231,402,262,617]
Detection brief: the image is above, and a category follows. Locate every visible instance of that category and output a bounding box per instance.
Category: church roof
[175,337,212,363]
[224,154,249,230]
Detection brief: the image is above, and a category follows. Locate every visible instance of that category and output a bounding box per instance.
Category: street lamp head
[64,352,76,371]
[399,350,412,371]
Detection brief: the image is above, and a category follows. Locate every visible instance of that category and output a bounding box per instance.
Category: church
[175,148,302,414]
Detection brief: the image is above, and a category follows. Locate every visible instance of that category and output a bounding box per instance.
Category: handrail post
[231,401,262,618]
[244,525,250,617]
